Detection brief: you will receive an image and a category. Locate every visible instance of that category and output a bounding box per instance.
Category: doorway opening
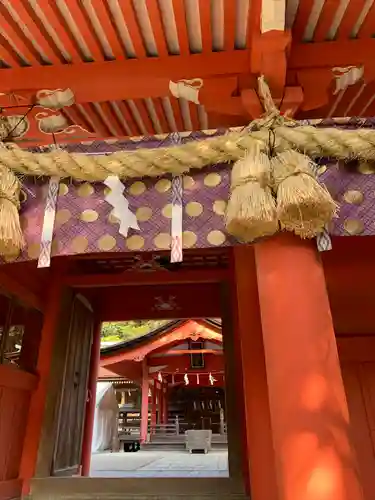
[92,318,229,478]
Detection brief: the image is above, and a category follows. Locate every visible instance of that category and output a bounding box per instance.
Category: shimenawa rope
[0,77,356,256]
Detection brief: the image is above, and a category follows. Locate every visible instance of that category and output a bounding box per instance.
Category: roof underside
[0,1,374,144]
[100,318,222,355]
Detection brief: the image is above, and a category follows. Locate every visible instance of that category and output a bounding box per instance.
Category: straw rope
[0,125,374,180]
[0,76,369,256]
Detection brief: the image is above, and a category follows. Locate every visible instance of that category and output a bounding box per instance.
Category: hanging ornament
[184,373,190,386]
[209,372,217,385]
[172,374,175,385]
[128,390,131,396]
[158,371,162,382]
[104,175,139,237]
[196,374,200,385]
[148,388,152,397]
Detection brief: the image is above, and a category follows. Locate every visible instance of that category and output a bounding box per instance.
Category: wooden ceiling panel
[290,0,375,41]
[1,0,375,145]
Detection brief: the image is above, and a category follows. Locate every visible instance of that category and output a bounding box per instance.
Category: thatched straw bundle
[272,150,337,238]
[225,143,278,242]
[0,166,24,257]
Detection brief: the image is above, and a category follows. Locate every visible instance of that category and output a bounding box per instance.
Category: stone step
[30,477,248,500]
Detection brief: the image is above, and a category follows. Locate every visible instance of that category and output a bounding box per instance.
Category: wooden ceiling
[0,0,375,144]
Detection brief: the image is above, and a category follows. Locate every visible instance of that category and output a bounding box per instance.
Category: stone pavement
[90,449,229,478]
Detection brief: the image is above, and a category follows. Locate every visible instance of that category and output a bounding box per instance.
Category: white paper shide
[104,175,139,237]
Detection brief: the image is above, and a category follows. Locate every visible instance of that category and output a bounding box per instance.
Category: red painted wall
[338,336,375,500]
[0,365,37,500]
[93,283,222,321]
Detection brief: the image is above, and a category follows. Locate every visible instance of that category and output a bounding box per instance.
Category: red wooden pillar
[254,233,364,500]
[151,382,157,427]
[158,381,164,424]
[19,269,65,495]
[162,383,168,424]
[232,246,278,500]
[81,319,102,476]
[140,358,149,443]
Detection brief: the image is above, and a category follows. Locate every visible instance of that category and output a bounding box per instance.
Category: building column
[81,320,102,476]
[162,384,168,424]
[140,358,149,443]
[151,382,157,427]
[232,246,278,499]
[158,381,163,424]
[19,269,65,495]
[254,233,363,500]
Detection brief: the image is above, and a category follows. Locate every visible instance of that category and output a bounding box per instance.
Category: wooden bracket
[241,85,304,119]
[251,30,292,98]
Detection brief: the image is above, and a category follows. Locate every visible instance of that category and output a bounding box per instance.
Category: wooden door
[52,295,93,476]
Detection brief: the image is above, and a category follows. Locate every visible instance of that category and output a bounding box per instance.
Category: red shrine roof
[99,318,223,382]
[0,1,374,145]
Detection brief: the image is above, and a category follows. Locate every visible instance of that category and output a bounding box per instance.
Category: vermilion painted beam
[65,269,228,287]
[289,39,375,69]
[0,51,250,100]
[251,31,291,97]
[0,364,38,391]
[0,268,43,311]
[149,348,223,356]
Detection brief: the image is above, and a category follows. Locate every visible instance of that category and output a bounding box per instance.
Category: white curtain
[92,382,118,453]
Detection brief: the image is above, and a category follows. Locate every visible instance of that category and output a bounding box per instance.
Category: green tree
[101,320,170,343]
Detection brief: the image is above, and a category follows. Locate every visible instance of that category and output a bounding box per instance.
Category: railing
[148,421,183,443]
[0,364,37,500]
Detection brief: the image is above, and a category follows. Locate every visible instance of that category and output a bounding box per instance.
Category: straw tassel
[225,143,278,242]
[272,150,338,238]
[0,166,24,257]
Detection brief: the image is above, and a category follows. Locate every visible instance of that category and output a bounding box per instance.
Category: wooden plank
[172,0,190,55]
[0,50,250,99]
[117,1,147,58]
[76,103,109,137]
[19,269,66,496]
[55,0,105,61]
[358,1,375,38]
[151,348,223,356]
[2,1,62,65]
[341,362,375,500]
[0,33,23,67]
[133,99,157,135]
[91,0,126,59]
[189,102,201,131]
[169,97,185,132]
[0,268,43,311]
[65,268,228,288]
[151,97,171,133]
[290,38,375,68]
[337,0,367,39]
[62,104,95,133]
[0,4,44,66]
[313,0,340,42]
[113,100,140,136]
[23,0,82,63]
[0,365,38,391]
[224,0,236,50]
[199,0,213,52]
[292,0,315,41]
[98,101,123,136]
[91,102,118,136]
[146,0,169,57]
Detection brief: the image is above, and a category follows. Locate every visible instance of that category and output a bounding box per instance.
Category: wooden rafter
[0,0,375,144]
